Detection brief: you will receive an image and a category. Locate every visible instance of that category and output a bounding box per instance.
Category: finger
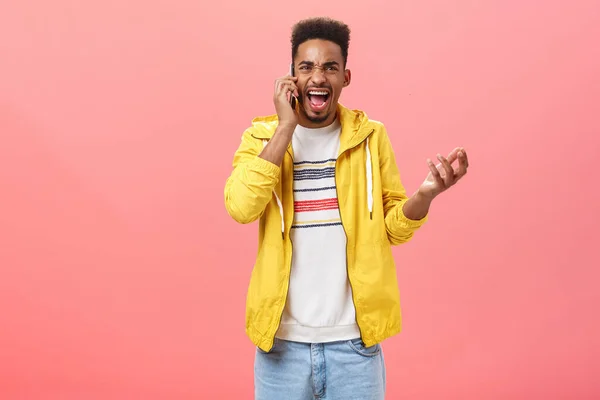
[276,82,298,97]
[275,78,298,93]
[454,153,468,180]
[277,74,298,81]
[276,83,300,105]
[284,82,299,98]
[454,169,468,184]
[437,154,455,185]
[451,147,469,167]
[275,79,292,91]
[276,81,299,98]
[276,77,299,88]
[460,148,469,168]
[458,150,468,170]
[427,159,445,188]
[445,147,461,164]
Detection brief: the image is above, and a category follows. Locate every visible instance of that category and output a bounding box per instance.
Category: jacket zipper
[335,129,375,341]
[272,146,294,351]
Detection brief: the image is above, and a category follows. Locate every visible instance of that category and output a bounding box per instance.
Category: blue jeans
[254,338,386,399]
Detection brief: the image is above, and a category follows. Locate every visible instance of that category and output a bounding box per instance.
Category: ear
[343,69,351,87]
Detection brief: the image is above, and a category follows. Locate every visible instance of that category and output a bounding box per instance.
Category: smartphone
[289,63,297,109]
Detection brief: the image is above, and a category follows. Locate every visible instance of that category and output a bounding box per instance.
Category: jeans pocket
[347,338,381,357]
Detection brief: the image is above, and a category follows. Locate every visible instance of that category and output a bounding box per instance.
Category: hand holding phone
[272,65,299,127]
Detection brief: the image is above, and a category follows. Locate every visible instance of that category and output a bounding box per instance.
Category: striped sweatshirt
[275,119,361,343]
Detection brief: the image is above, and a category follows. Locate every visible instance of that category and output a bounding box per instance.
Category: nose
[309,68,326,86]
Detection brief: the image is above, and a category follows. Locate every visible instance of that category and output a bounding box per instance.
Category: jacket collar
[249,103,374,155]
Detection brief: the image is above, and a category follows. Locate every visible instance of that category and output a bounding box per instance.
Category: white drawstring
[366,138,373,219]
[275,193,284,237]
[263,140,285,236]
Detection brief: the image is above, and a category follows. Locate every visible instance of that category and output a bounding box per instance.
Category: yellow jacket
[224,104,428,352]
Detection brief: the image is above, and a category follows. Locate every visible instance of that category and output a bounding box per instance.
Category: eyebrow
[298,61,340,67]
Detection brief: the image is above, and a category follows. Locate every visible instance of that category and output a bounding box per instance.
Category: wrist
[402,189,433,221]
[413,188,435,205]
[277,121,297,131]
[274,123,296,141]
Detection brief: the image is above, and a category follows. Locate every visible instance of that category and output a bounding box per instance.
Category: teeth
[308,91,328,95]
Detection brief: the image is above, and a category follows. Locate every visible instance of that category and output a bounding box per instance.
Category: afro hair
[291,17,351,66]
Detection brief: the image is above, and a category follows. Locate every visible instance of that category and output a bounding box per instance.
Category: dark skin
[259,39,348,165]
[291,39,350,128]
[259,38,469,218]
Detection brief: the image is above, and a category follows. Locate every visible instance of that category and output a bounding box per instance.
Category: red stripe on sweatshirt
[294,198,339,212]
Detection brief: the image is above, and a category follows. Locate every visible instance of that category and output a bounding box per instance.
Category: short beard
[307,113,330,123]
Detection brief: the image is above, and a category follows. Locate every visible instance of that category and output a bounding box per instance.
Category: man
[224,17,468,400]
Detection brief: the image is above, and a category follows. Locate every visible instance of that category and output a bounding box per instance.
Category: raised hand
[259,74,300,167]
[273,74,299,128]
[418,147,469,200]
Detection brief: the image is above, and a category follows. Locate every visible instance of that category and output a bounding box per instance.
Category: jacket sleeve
[378,125,428,245]
[224,129,280,224]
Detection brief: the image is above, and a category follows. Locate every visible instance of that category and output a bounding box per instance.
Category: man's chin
[302,105,331,124]
[308,113,330,123]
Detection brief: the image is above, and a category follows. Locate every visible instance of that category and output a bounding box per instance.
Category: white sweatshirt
[275,119,361,343]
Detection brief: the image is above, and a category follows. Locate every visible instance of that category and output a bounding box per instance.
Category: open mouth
[306,89,331,111]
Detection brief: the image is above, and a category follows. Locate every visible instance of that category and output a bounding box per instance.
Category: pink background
[1,0,599,399]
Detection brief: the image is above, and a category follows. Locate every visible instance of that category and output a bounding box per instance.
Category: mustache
[304,85,332,93]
